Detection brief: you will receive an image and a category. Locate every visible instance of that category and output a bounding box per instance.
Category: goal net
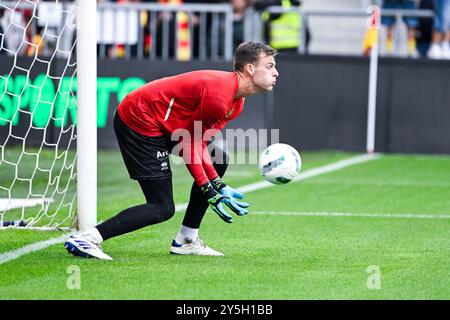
[0,0,96,230]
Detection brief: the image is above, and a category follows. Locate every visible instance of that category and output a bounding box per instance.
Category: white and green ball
[259,143,302,185]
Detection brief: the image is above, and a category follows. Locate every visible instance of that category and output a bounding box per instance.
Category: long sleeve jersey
[117,70,245,186]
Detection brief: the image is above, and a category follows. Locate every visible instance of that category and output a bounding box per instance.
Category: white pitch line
[0,153,378,265]
[238,153,380,193]
[303,178,450,188]
[251,211,450,220]
[0,234,69,265]
[175,154,379,212]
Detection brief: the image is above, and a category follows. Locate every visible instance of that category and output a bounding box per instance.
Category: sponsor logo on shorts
[157,151,169,159]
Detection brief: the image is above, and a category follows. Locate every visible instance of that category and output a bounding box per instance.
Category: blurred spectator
[97,0,114,58]
[154,0,177,59]
[1,5,28,56]
[154,0,214,60]
[255,0,309,54]
[381,0,419,57]
[156,0,227,60]
[0,8,6,54]
[232,0,251,50]
[183,0,218,60]
[107,0,143,59]
[101,0,229,60]
[416,0,434,57]
[427,0,450,59]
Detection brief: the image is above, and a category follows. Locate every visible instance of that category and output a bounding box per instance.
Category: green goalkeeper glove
[211,177,250,213]
[200,181,249,223]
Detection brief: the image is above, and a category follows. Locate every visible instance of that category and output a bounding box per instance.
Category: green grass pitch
[0,150,449,299]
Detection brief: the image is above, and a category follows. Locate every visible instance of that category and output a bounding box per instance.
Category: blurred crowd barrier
[0,1,442,60]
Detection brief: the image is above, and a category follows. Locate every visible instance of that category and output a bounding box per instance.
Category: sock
[82,227,104,244]
[175,225,199,244]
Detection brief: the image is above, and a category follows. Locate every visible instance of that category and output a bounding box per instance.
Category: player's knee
[158,200,175,222]
[166,201,176,220]
[142,193,175,224]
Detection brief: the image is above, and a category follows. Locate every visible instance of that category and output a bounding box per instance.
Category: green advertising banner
[0,74,145,129]
[0,57,263,149]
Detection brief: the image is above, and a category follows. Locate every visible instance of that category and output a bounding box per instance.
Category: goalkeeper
[65,42,279,259]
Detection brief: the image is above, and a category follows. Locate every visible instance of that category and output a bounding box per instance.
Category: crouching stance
[64,41,279,259]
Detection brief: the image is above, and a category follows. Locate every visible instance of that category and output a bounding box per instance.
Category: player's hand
[211,177,250,215]
[200,182,248,223]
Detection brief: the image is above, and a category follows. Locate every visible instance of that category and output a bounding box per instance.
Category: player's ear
[245,63,254,77]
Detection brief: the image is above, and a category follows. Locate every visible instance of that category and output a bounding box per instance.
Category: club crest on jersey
[224,107,235,119]
[157,151,169,159]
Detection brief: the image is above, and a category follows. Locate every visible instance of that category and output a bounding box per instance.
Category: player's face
[252,54,279,91]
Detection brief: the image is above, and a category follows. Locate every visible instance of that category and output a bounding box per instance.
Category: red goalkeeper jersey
[117,70,245,186]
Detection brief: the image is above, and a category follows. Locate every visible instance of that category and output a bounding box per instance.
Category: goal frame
[76,0,97,231]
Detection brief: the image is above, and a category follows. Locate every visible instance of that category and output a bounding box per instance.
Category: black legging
[96,178,175,241]
[183,150,228,229]
[96,145,229,241]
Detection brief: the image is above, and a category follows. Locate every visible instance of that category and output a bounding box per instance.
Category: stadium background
[1,54,449,153]
[1,0,449,154]
[1,0,450,302]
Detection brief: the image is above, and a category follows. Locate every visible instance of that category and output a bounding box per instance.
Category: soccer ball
[259,143,302,185]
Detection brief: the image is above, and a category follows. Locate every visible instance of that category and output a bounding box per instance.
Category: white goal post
[0,0,97,231]
[76,0,97,231]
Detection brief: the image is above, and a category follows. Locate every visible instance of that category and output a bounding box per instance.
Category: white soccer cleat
[64,234,113,260]
[170,237,224,256]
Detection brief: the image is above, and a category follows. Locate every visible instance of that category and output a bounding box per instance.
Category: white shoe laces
[196,237,207,248]
[82,234,103,249]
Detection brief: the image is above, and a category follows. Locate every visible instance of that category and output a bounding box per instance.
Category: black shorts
[114,112,175,181]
